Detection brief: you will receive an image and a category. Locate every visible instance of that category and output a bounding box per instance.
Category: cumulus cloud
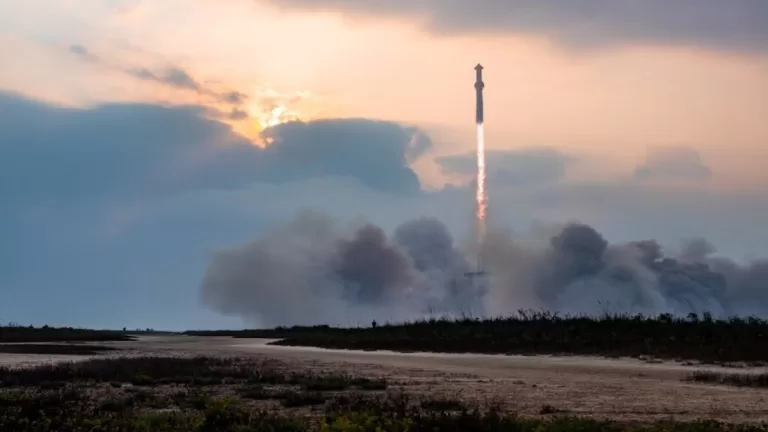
[0,93,423,206]
[260,119,425,195]
[438,147,573,186]
[264,0,768,52]
[0,93,253,206]
[3,92,767,328]
[634,147,712,181]
[0,92,430,327]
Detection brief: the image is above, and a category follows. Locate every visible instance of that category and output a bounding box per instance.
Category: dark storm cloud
[437,147,573,186]
[634,147,712,181]
[0,92,425,209]
[266,0,768,52]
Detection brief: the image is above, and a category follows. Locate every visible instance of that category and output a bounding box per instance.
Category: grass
[0,343,118,355]
[303,375,388,392]
[243,311,768,363]
[279,390,327,407]
[686,370,768,387]
[3,386,768,432]
[320,411,768,432]
[540,404,569,415]
[237,386,328,406]
[0,388,306,432]
[419,397,468,412]
[237,385,274,400]
[2,357,768,431]
[0,355,388,390]
[0,324,134,343]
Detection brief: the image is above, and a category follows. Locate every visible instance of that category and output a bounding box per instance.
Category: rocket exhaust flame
[474,63,487,259]
[476,123,487,243]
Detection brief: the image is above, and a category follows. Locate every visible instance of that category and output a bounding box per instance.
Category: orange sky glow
[1,0,766,190]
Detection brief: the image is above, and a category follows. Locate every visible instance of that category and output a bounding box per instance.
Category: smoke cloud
[200,212,768,327]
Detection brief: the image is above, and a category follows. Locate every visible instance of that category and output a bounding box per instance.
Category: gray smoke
[200,211,481,326]
[200,212,768,326]
[483,223,766,317]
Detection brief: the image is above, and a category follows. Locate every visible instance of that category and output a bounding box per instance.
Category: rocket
[474,63,484,124]
[465,63,487,281]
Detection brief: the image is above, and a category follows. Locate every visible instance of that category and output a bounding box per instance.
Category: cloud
[503,181,768,259]
[68,44,98,62]
[0,91,431,328]
[228,108,249,120]
[0,93,253,206]
[3,92,767,328]
[220,91,248,105]
[261,119,425,195]
[265,0,768,52]
[0,93,424,208]
[437,147,573,186]
[634,147,712,181]
[67,45,249,107]
[129,67,202,92]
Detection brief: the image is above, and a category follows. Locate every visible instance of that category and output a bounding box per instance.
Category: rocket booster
[474,63,484,124]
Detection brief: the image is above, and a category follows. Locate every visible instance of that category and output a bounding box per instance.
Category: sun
[218,88,321,146]
[259,104,288,130]
[222,102,293,146]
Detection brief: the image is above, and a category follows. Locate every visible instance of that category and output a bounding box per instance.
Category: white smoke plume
[200,211,768,327]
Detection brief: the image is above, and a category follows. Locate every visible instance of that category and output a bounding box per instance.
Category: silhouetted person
[372,320,377,329]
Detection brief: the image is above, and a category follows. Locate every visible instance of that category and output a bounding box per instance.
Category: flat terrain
[6,335,768,423]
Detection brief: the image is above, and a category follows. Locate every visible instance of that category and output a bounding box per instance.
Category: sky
[1,0,767,329]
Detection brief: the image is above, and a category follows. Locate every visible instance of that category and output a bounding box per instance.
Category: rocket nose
[475,63,483,71]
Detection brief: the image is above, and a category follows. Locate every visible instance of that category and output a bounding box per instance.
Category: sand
[5,335,768,423]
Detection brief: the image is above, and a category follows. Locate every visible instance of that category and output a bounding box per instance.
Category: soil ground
[5,335,767,423]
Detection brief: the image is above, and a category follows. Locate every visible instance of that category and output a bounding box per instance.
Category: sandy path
[5,336,768,423]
